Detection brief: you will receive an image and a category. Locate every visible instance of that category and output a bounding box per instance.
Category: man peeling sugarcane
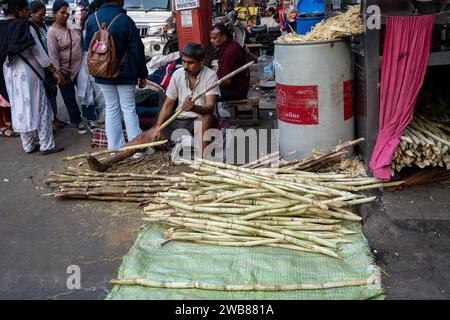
[87,43,254,172]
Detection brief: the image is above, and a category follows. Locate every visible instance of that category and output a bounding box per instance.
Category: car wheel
[163,40,179,55]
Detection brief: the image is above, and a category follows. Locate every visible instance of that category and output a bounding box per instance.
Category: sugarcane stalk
[241,151,280,168]
[164,216,339,253]
[62,140,168,161]
[109,278,373,291]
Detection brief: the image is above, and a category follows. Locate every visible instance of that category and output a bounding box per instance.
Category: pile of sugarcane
[44,167,189,202]
[144,158,402,259]
[392,114,450,175]
[278,5,364,43]
[240,138,364,173]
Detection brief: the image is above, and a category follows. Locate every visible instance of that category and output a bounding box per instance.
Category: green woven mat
[107,221,384,300]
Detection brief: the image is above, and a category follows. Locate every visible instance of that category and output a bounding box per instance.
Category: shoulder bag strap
[17,53,44,82]
[107,13,124,31]
[67,28,72,74]
[95,12,102,30]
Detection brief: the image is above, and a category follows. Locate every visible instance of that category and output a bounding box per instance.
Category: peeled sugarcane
[392,115,450,174]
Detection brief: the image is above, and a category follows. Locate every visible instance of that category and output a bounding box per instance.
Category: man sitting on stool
[87,43,220,172]
[146,43,220,154]
[210,23,250,102]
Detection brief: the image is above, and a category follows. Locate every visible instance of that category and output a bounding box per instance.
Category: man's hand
[138,78,147,89]
[181,96,195,112]
[145,125,161,142]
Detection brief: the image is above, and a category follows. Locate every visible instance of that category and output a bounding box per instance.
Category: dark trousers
[59,80,97,124]
[215,3,222,15]
[44,70,58,118]
[218,88,248,102]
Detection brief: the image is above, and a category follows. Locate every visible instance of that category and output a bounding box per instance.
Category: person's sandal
[26,144,40,154]
[0,127,19,137]
[41,146,65,155]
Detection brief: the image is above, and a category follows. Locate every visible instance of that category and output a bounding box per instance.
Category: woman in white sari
[0,0,65,154]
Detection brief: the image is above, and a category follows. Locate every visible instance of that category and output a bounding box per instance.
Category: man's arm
[155,97,177,127]
[219,78,232,87]
[183,94,217,115]
[218,45,242,88]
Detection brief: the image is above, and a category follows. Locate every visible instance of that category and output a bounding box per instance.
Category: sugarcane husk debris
[278,5,364,43]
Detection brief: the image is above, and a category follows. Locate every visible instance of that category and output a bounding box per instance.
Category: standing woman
[73,2,105,127]
[84,0,148,151]
[47,0,97,135]
[0,0,65,154]
[29,0,65,130]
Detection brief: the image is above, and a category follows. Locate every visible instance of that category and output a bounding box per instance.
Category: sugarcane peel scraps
[278,5,364,43]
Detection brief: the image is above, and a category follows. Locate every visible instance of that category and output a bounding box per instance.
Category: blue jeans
[59,81,97,124]
[98,84,142,149]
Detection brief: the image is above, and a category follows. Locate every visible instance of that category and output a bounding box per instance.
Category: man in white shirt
[148,43,221,152]
[87,43,221,171]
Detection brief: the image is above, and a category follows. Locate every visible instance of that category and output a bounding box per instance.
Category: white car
[124,0,175,59]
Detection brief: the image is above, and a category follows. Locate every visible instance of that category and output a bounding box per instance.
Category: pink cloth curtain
[369,14,435,180]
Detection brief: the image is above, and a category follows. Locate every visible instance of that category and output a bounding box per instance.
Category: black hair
[52,0,69,14]
[29,0,45,14]
[1,0,28,15]
[212,22,232,39]
[181,43,205,61]
[267,7,276,15]
[87,0,104,15]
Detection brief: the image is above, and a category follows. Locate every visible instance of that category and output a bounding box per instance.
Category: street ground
[0,97,449,299]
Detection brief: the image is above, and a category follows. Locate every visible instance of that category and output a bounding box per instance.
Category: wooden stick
[62,140,168,161]
[158,61,254,131]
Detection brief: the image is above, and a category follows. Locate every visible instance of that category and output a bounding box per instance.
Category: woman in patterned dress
[0,0,65,154]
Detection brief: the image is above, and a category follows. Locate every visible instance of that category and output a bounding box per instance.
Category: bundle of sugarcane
[44,167,189,202]
[388,166,450,191]
[280,138,365,172]
[278,5,364,43]
[144,158,402,259]
[241,138,364,173]
[391,114,450,175]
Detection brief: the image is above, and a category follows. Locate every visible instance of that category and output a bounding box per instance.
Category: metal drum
[274,39,355,159]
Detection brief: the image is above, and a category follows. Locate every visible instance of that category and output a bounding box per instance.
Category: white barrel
[274,39,354,159]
